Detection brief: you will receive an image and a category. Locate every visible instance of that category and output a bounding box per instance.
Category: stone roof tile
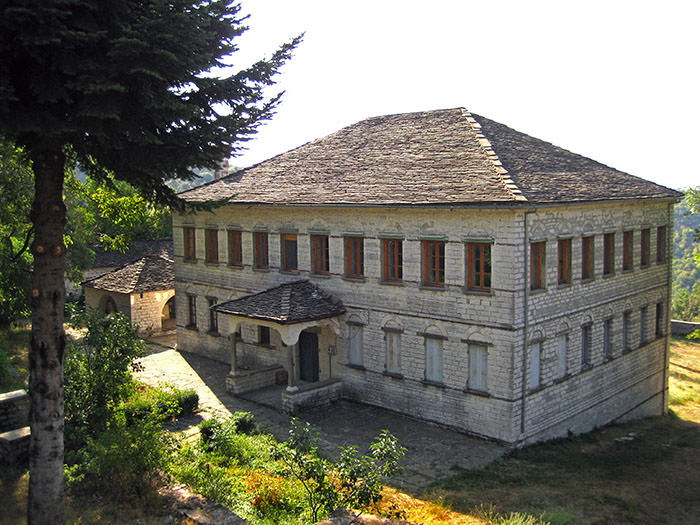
[82,254,174,294]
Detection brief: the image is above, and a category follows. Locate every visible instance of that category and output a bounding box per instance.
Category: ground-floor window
[348,324,363,366]
[207,297,218,334]
[384,330,401,374]
[468,343,488,392]
[187,294,197,328]
[425,337,443,383]
[528,342,541,390]
[556,334,568,378]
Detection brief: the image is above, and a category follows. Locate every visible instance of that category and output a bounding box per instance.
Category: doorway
[299,331,319,382]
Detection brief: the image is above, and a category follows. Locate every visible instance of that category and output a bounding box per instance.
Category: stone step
[0,425,31,465]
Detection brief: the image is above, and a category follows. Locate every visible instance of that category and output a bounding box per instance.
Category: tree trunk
[27,148,67,524]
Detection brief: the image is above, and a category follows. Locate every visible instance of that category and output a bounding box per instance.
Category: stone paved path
[136,342,509,493]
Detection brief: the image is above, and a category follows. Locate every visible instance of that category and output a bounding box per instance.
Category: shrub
[122,383,198,423]
[177,388,199,416]
[231,411,257,434]
[199,412,258,450]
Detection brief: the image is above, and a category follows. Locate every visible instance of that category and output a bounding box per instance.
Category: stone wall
[671,320,700,336]
[84,287,131,317]
[130,289,175,336]
[0,390,28,432]
[226,365,284,394]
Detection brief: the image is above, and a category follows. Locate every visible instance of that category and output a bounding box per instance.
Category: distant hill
[673,197,700,291]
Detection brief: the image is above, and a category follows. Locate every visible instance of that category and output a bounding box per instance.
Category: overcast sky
[230,0,699,191]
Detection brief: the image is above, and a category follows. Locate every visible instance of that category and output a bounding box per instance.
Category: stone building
[83,254,175,335]
[173,108,680,444]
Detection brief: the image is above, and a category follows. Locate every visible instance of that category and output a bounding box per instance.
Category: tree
[0,2,300,522]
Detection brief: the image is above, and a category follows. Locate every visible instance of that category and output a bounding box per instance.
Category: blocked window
[184,227,196,261]
[422,240,445,287]
[604,318,613,359]
[253,232,269,269]
[623,230,633,271]
[385,330,401,374]
[530,241,546,290]
[228,230,242,266]
[467,242,492,291]
[528,342,541,390]
[468,343,488,392]
[382,238,403,283]
[581,235,594,280]
[623,311,632,351]
[187,294,197,328]
[281,233,298,271]
[348,324,363,366]
[205,228,219,264]
[344,237,364,279]
[425,337,444,383]
[311,234,330,275]
[556,334,568,378]
[557,238,571,285]
[207,297,218,333]
[640,306,648,345]
[603,232,615,276]
[582,324,592,366]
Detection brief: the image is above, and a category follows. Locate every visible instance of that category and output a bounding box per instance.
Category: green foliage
[272,419,406,522]
[122,382,198,423]
[0,326,29,393]
[64,310,145,451]
[672,189,700,320]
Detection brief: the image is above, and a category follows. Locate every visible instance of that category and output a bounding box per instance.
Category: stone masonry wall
[130,289,175,336]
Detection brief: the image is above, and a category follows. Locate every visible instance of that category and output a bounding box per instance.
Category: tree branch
[10,226,34,261]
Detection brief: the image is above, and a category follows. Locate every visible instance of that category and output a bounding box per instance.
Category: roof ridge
[460,108,528,203]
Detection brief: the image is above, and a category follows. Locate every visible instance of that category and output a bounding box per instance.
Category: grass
[0,325,30,393]
[669,335,700,421]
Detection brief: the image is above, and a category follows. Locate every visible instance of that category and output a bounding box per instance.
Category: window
[205,228,219,264]
[581,235,594,280]
[253,232,269,269]
[528,343,541,390]
[530,241,546,290]
[557,238,571,285]
[468,343,488,392]
[603,233,615,276]
[207,297,218,333]
[425,337,443,383]
[640,228,650,267]
[655,302,664,338]
[623,311,632,351]
[604,318,613,360]
[422,240,445,287]
[228,230,242,267]
[187,294,197,328]
[382,238,403,283]
[640,306,648,345]
[623,230,633,271]
[259,326,270,345]
[582,324,592,367]
[311,234,330,275]
[344,237,364,279]
[184,227,196,261]
[656,226,666,263]
[281,233,298,271]
[556,334,568,378]
[385,330,401,374]
[468,242,492,291]
[348,324,363,366]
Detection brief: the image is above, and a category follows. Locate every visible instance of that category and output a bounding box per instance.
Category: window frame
[556,333,568,378]
[467,342,488,393]
[253,231,269,269]
[258,325,271,346]
[422,240,446,288]
[344,236,365,279]
[281,233,298,272]
[384,329,401,374]
[311,234,330,275]
[467,242,492,292]
[640,228,650,267]
[603,232,615,276]
[205,228,219,264]
[184,226,196,261]
[656,225,667,264]
[424,336,444,383]
[557,238,571,285]
[581,235,594,280]
[228,230,242,267]
[348,323,364,366]
[382,238,403,283]
[530,241,546,290]
[623,230,633,271]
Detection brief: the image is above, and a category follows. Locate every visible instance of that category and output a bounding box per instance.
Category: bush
[177,388,199,416]
[122,383,198,423]
[199,412,258,449]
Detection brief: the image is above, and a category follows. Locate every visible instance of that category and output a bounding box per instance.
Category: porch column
[229,333,238,375]
[286,344,298,393]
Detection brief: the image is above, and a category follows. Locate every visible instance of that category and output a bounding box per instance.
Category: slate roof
[212,280,346,325]
[82,255,174,294]
[180,108,680,206]
[92,239,173,269]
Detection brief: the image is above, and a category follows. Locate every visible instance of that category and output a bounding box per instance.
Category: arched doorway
[161,296,176,331]
[104,296,118,314]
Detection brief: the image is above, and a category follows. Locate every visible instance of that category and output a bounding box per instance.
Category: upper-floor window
[422,240,445,288]
[205,228,219,264]
[253,232,269,269]
[207,297,218,333]
[603,232,615,276]
[468,343,488,392]
[344,236,364,279]
[557,238,571,285]
[467,242,491,292]
[228,230,242,267]
[581,235,594,280]
[623,230,633,271]
[656,226,666,263]
[311,234,330,275]
[281,233,298,272]
[184,227,196,261]
[640,228,650,267]
[530,241,546,290]
[382,238,403,283]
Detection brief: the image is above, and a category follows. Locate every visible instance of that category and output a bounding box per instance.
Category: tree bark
[27,148,67,524]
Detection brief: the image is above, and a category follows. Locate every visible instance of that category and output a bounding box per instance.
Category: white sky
[230,0,699,190]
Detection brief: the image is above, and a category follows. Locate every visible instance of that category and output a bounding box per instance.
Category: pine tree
[0,2,300,522]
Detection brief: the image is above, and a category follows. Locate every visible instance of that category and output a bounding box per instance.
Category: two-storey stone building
[174,108,680,444]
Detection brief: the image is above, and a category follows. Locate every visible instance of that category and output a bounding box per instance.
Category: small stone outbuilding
[83,254,175,336]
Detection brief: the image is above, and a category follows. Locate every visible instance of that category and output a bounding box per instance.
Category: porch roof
[212,280,346,325]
